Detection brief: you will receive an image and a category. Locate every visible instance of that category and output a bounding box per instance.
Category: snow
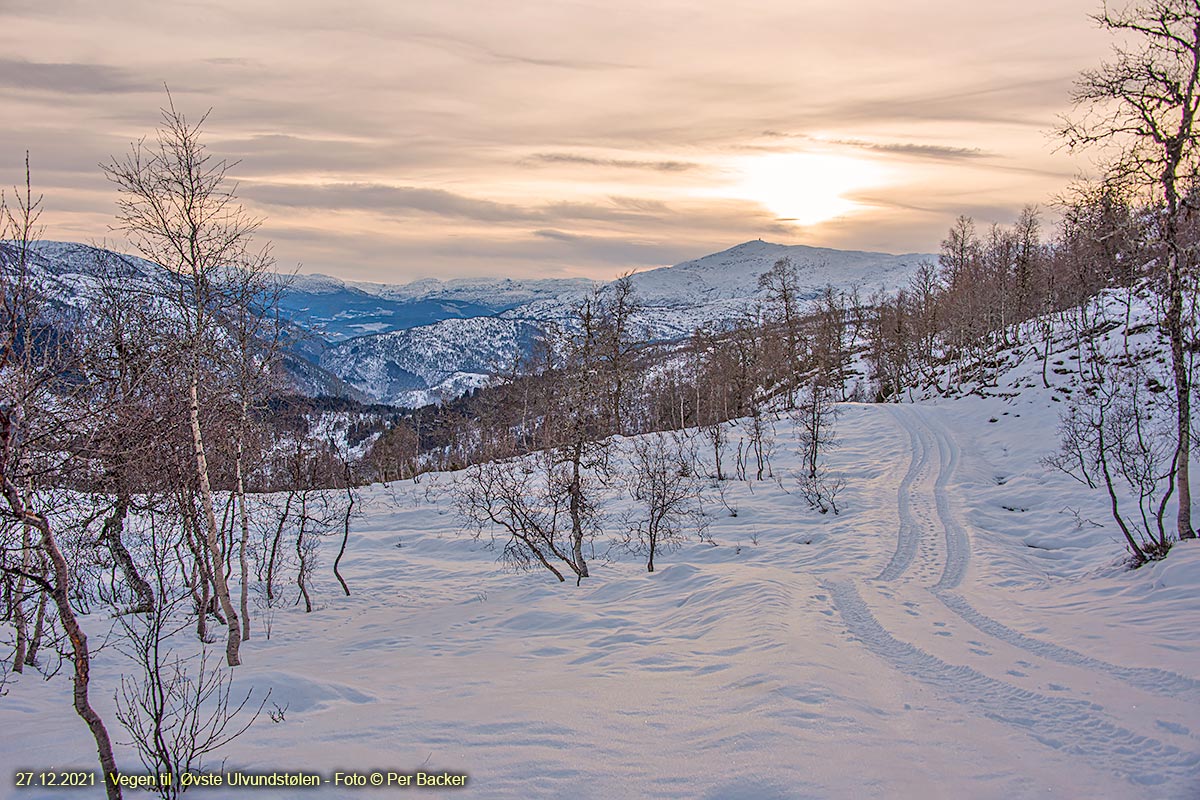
[4,395,1198,799]
[626,239,930,308]
[319,317,539,407]
[8,239,935,407]
[314,240,935,403]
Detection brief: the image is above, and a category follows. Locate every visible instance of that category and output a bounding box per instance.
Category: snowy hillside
[8,239,935,407]
[4,396,1197,798]
[0,240,172,306]
[1,241,365,401]
[320,317,542,408]
[315,241,935,405]
[280,273,595,341]
[626,239,927,307]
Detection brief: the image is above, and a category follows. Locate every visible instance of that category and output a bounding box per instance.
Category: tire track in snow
[926,415,970,591]
[828,579,1200,794]
[934,591,1200,700]
[874,406,933,582]
[912,409,1200,700]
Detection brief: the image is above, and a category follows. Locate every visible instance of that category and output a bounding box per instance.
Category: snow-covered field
[3,392,1199,799]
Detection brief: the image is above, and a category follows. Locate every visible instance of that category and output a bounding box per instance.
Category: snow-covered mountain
[0,240,368,401]
[313,240,933,405]
[628,239,925,306]
[319,317,543,408]
[1,240,173,306]
[622,239,927,338]
[7,239,935,407]
[280,272,595,341]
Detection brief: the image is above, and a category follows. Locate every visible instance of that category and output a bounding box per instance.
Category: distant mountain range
[5,239,935,407]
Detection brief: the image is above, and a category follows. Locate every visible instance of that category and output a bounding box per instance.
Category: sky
[1,1,1115,283]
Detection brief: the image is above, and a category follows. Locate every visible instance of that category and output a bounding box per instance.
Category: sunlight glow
[722,152,886,226]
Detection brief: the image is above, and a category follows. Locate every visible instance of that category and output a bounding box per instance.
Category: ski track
[828,579,1200,796]
[874,406,931,582]
[926,409,1198,699]
[927,413,969,591]
[934,590,1200,700]
[877,407,1200,696]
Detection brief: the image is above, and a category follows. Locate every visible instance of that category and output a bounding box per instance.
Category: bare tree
[1059,0,1200,540]
[0,159,123,799]
[758,258,805,401]
[1045,361,1176,563]
[703,421,727,481]
[812,285,850,397]
[115,598,266,799]
[79,252,173,616]
[793,380,843,514]
[622,431,708,572]
[596,275,643,434]
[104,98,278,664]
[364,421,421,482]
[455,450,591,583]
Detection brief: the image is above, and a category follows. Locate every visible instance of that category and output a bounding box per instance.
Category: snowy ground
[3,395,1199,799]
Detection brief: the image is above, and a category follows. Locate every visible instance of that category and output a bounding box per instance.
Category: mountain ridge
[7,239,937,407]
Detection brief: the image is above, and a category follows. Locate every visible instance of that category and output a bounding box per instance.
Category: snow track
[934,590,1200,700]
[872,406,969,589]
[919,408,1197,698]
[828,580,1200,796]
[927,414,970,591]
[873,406,932,582]
[849,404,1200,793]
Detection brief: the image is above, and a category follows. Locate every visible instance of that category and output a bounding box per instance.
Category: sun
[721,152,885,226]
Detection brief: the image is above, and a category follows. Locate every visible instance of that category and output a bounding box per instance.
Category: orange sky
[1,1,1113,282]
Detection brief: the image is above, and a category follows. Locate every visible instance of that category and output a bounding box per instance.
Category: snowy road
[832,405,1200,796]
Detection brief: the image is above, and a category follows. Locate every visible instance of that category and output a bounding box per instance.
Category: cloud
[1,0,1106,281]
[407,32,637,72]
[850,189,1039,225]
[834,139,989,161]
[0,58,153,94]
[827,75,1077,127]
[245,182,704,227]
[214,133,452,178]
[753,131,989,161]
[526,153,699,172]
[246,182,542,222]
[266,224,697,282]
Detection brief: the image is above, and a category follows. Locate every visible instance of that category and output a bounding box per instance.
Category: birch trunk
[189,376,241,666]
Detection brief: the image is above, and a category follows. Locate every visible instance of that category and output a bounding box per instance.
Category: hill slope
[6,239,935,407]
[317,240,934,405]
[4,398,1196,798]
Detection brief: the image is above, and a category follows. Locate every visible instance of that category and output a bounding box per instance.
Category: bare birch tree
[1059,0,1200,540]
[104,98,277,664]
[1,159,123,799]
[622,431,708,572]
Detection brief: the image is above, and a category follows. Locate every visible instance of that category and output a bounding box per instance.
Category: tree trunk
[189,377,241,665]
[101,493,154,614]
[234,415,252,640]
[12,517,31,673]
[25,577,47,667]
[38,514,123,799]
[1167,259,1194,540]
[1165,187,1194,541]
[296,491,312,613]
[567,441,589,582]
[334,470,353,597]
[266,492,292,604]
